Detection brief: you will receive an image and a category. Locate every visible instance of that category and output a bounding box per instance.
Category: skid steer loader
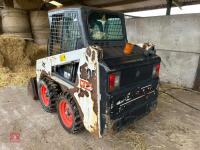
[28,6,161,138]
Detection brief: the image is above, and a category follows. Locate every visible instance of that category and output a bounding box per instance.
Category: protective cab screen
[88,12,124,40]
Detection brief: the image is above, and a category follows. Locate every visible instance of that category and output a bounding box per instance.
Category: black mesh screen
[88,12,124,40]
[48,12,81,56]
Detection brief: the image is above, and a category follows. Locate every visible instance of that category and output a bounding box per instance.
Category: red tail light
[109,72,120,92]
[153,64,160,78]
[156,64,160,75]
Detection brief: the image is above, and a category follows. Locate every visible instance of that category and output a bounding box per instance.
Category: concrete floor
[0,85,200,150]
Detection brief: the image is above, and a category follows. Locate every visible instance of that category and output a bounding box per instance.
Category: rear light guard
[152,63,160,78]
[108,72,121,92]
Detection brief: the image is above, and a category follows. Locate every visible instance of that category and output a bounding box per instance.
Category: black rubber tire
[38,77,60,113]
[57,93,83,133]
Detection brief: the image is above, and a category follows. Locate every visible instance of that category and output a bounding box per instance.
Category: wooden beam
[115,1,200,12]
[3,0,14,7]
[49,0,200,12]
[193,57,200,91]
[60,0,86,6]
[61,0,148,7]
[90,0,148,7]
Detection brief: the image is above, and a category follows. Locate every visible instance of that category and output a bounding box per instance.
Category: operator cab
[48,6,127,83]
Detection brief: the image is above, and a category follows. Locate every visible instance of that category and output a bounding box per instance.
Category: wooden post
[166,0,172,15]
[3,0,14,8]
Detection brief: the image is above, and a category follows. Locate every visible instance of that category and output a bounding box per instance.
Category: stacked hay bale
[0,1,50,87]
[30,11,50,45]
[0,35,30,70]
[13,0,43,10]
[0,35,47,87]
[0,10,2,34]
[25,41,47,63]
[1,8,32,39]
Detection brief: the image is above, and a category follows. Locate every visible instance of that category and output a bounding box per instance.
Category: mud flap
[27,77,39,100]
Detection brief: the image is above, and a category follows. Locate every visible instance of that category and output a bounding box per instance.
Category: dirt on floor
[0,83,199,150]
[0,35,47,87]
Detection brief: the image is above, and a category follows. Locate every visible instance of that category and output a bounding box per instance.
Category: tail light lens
[109,72,120,92]
[152,64,160,78]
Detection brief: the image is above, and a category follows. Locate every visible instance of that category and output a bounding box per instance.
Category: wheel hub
[40,84,50,106]
[65,108,71,116]
[59,99,73,128]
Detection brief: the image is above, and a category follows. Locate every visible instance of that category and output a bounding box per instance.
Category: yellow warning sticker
[60,54,66,62]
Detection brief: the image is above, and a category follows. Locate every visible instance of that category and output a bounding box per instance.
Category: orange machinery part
[123,43,134,55]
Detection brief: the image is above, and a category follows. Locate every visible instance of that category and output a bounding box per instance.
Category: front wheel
[57,93,83,133]
[38,78,60,113]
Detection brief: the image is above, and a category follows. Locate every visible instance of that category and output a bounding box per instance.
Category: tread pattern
[39,77,61,113]
[58,92,84,133]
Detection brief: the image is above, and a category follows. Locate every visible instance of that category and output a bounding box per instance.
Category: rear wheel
[38,78,60,113]
[58,93,83,133]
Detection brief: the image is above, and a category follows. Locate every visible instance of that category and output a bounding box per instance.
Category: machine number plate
[80,79,93,91]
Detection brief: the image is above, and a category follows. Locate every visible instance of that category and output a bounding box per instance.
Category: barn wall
[126,14,200,89]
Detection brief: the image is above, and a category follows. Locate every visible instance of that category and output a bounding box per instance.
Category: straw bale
[0,35,47,87]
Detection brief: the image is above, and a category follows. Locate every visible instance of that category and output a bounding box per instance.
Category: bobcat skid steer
[28,6,161,138]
